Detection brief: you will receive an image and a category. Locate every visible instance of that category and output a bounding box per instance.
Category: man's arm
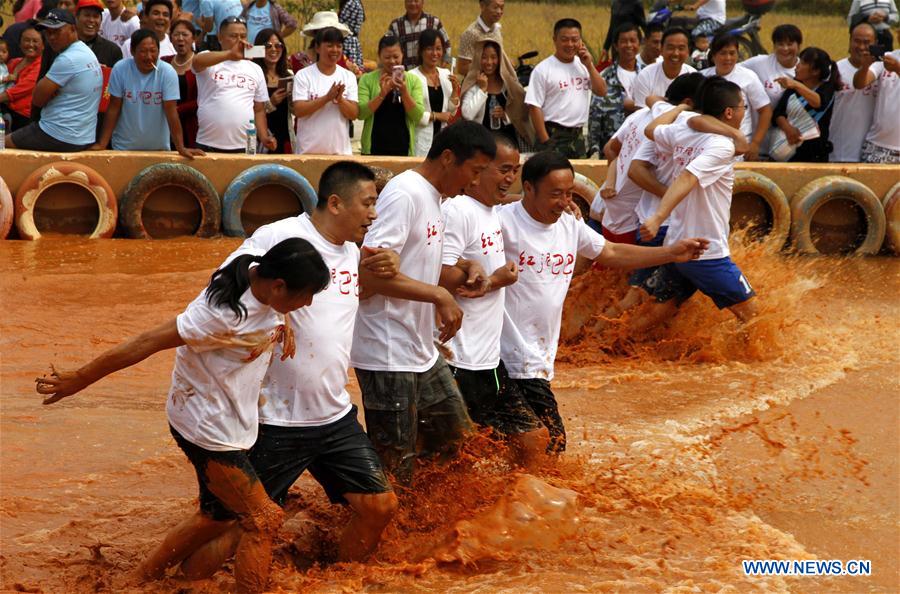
[594,236,708,269]
[92,96,122,149]
[685,114,750,154]
[31,76,61,108]
[164,100,205,158]
[253,101,277,150]
[193,41,247,73]
[640,169,698,241]
[644,104,688,140]
[628,159,667,197]
[529,105,550,144]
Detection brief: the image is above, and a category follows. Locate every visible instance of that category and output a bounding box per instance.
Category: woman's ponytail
[206,254,263,321]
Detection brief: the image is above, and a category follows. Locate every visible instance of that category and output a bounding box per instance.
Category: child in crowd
[691,34,710,69]
[0,39,10,129]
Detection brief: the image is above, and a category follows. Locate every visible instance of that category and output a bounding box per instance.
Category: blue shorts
[644,257,755,309]
[629,226,668,287]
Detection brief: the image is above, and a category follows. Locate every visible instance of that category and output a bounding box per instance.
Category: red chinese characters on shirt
[329,267,359,297]
[517,250,575,276]
[480,228,504,255]
[122,90,164,104]
[557,76,591,92]
[212,71,258,91]
[671,144,705,174]
[425,218,442,246]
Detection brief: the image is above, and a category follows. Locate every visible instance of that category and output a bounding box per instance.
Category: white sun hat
[302,11,352,38]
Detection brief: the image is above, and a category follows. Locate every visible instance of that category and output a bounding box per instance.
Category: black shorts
[196,142,245,153]
[249,405,392,506]
[169,425,259,522]
[498,362,567,453]
[9,122,92,152]
[450,364,544,438]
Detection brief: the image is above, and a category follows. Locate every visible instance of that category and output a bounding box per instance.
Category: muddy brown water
[1,237,897,593]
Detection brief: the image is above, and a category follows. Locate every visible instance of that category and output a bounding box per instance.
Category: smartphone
[277,76,293,94]
[392,64,405,85]
[244,45,266,59]
[868,44,887,60]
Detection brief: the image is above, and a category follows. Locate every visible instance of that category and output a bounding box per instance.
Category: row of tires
[1,162,898,255]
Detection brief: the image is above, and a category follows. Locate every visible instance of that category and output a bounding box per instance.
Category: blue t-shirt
[108,58,180,150]
[40,41,103,145]
[201,0,243,36]
[246,2,273,44]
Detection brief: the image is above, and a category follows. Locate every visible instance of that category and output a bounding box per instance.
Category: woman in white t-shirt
[36,238,330,592]
[741,23,802,106]
[410,28,460,157]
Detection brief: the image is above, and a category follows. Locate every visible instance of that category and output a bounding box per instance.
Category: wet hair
[253,28,289,77]
[709,33,740,56]
[695,76,742,117]
[378,33,400,55]
[144,0,172,17]
[665,72,706,104]
[315,26,344,47]
[417,28,442,63]
[643,22,665,37]
[427,120,497,163]
[849,20,877,37]
[662,27,690,46]
[170,18,196,36]
[771,23,802,45]
[554,18,581,36]
[799,46,840,87]
[316,161,376,209]
[130,28,159,54]
[522,150,573,189]
[613,23,642,45]
[206,238,329,321]
[492,131,519,153]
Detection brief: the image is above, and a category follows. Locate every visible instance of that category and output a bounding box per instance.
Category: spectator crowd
[1,0,898,163]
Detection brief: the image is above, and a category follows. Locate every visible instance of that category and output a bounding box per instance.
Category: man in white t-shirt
[173,163,402,575]
[631,27,696,109]
[292,26,358,155]
[100,0,139,50]
[830,22,881,162]
[192,16,276,152]
[639,77,757,324]
[525,18,607,159]
[853,28,900,163]
[122,0,175,58]
[352,121,498,485]
[497,150,709,455]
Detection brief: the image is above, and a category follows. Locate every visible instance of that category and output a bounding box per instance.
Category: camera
[869,44,887,60]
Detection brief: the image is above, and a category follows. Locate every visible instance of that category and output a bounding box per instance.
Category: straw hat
[302,11,352,38]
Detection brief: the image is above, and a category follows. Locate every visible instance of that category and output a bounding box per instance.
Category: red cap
[76,0,104,11]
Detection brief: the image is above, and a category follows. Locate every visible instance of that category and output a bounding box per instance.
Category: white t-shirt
[605,107,655,233]
[741,54,796,106]
[653,119,736,260]
[632,102,688,225]
[865,51,900,151]
[100,8,140,50]
[700,64,770,139]
[617,65,638,100]
[697,0,726,22]
[830,58,882,162]
[524,55,593,128]
[631,61,696,109]
[222,214,358,427]
[166,287,287,451]
[122,34,176,59]
[352,170,444,372]
[499,202,605,380]
[292,63,358,155]
[194,57,268,150]
[440,195,507,371]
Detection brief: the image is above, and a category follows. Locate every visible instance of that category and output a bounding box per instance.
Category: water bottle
[489,96,501,130]
[0,118,5,152]
[245,120,257,155]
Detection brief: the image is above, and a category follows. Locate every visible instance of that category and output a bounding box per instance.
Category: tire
[0,176,12,239]
[369,166,395,193]
[882,182,900,255]
[789,175,886,256]
[730,170,790,249]
[221,164,317,238]
[14,162,117,240]
[573,173,600,222]
[119,163,220,239]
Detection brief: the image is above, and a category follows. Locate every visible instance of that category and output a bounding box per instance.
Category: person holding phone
[854,27,900,163]
[357,34,424,156]
[251,27,293,153]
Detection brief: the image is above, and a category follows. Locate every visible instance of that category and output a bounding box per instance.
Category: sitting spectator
[687,0,726,43]
[457,0,503,76]
[461,39,530,147]
[742,24,802,106]
[100,0,139,51]
[387,0,451,70]
[252,28,294,153]
[289,12,360,76]
[199,0,241,51]
[125,0,175,58]
[241,0,297,46]
[637,22,663,68]
[358,34,424,155]
[91,29,201,158]
[5,1,56,60]
[631,26,695,108]
[6,8,102,150]
[853,28,899,163]
[830,22,880,162]
[410,29,459,156]
[602,0,644,62]
[338,0,365,69]
[701,34,771,160]
[771,47,840,162]
[291,26,358,155]
[0,26,43,130]
[76,0,122,67]
[589,23,643,156]
[847,0,898,50]
[163,18,198,147]
[191,15,276,153]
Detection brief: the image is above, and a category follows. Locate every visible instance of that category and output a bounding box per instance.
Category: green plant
[281,0,335,28]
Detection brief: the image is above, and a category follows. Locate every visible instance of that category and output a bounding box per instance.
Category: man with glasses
[192,15,277,152]
[124,0,175,58]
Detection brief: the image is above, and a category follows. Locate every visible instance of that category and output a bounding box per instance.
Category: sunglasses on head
[221,15,246,25]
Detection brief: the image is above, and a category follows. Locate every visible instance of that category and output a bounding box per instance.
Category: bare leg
[728,296,758,323]
[179,524,242,579]
[137,512,234,581]
[509,427,552,471]
[626,300,680,333]
[339,492,399,562]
